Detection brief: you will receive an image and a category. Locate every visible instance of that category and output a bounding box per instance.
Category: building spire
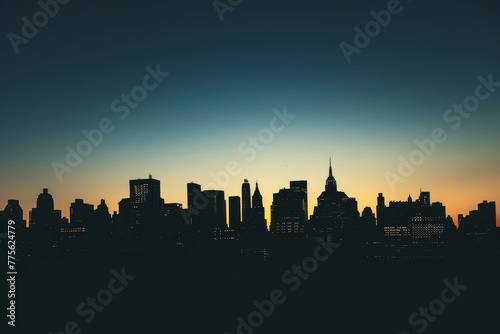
[253,181,261,196]
[252,181,262,208]
[325,157,337,192]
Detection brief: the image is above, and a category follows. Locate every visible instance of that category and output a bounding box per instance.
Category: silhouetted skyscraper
[154,203,185,251]
[195,189,226,243]
[29,188,62,229]
[61,198,91,253]
[95,199,111,225]
[201,190,226,230]
[290,180,308,221]
[361,207,376,227]
[118,177,164,251]
[359,206,379,259]
[325,157,337,192]
[87,198,113,252]
[270,184,308,259]
[412,201,447,261]
[310,160,359,243]
[70,199,94,226]
[419,191,430,207]
[251,182,267,232]
[187,182,202,225]
[163,203,184,223]
[228,196,241,230]
[478,200,496,230]
[131,176,161,208]
[237,183,270,261]
[129,176,163,225]
[377,190,449,261]
[187,182,202,211]
[458,200,497,246]
[242,179,251,224]
[1,199,29,260]
[29,188,63,258]
[377,193,386,227]
[118,198,131,225]
[271,188,307,235]
[2,199,26,228]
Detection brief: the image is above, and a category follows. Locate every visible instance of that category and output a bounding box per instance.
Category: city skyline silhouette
[2,158,499,333]
[1,158,500,228]
[2,159,496,263]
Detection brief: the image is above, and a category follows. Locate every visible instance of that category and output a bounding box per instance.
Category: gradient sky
[1,0,499,226]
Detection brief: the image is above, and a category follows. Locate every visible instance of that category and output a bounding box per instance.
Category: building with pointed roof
[309,159,360,243]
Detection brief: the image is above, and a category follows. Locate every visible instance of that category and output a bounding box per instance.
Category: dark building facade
[70,199,94,226]
[29,188,62,229]
[377,191,455,261]
[235,183,270,262]
[94,199,111,225]
[290,180,308,220]
[458,200,497,246]
[1,199,26,228]
[1,199,29,260]
[241,179,251,225]
[251,182,267,232]
[129,176,162,225]
[118,176,164,251]
[200,190,227,231]
[29,188,63,258]
[270,181,308,258]
[309,160,359,244]
[187,182,202,225]
[228,196,241,230]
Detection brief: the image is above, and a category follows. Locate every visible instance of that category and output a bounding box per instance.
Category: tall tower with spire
[325,157,337,192]
[252,182,263,209]
[251,182,266,231]
[309,158,359,242]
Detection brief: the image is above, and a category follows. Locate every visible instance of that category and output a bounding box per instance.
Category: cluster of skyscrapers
[0,161,497,263]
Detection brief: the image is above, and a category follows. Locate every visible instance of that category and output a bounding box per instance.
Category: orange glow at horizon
[7,159,499,230]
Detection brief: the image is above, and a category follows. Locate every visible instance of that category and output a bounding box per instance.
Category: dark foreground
[6,246,500,334]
